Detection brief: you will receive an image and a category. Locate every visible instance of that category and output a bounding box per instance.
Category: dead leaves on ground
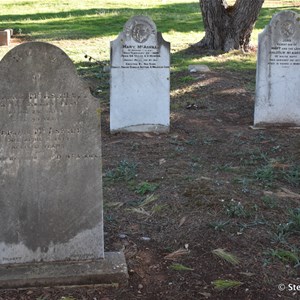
[264,187,300,199]
[164,244,190,261]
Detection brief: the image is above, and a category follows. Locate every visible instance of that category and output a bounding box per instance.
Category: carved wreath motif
[131,23,152,43]
[280,20,296,38]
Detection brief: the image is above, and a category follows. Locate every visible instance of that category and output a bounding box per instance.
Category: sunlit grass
[0,0,298,68]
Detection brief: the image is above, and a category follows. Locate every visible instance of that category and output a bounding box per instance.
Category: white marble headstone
[254,10,300,126]
[110,16,170,133]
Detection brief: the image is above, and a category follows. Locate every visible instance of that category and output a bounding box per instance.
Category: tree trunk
[197,0,264,52]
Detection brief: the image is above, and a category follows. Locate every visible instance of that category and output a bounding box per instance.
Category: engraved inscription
[0,91,97,163]
[268,40,300,68]
[2,257,22,262]
[0,92,81,122]
[120,44,165,69]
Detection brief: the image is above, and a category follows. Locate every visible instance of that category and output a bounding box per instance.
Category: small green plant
[262,195,278,209]
[203,137,218,145]
[265,248,300,266]
[169,263,194,271]
[270,230,288,245]
[271,222,291,244]
[105,160,137,182]
[287,208,300,233]
[209,220,230,231]
[135,182,159,195]
[238,219,267,232]
[240,149,268,166]
[233,177,251,193]
[152,204,169,214]
[283,166,300,187]
[215,163,237,173]
[212,279,243,290]
[254,164,276,185]
[179,75,196,83]
[225,200,249,218]
[212,248,240,266]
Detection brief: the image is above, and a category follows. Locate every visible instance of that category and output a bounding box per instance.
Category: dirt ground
[1,48,300,300]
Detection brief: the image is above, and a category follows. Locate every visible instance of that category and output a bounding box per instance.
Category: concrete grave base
[112,124,169,133]
[0,252,128,289]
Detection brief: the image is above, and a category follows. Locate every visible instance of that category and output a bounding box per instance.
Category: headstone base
[253,122,300,128]
[0,252,128,289]
[112,124,169,133]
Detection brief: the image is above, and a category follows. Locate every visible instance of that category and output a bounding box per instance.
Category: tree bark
[197,0,264,52]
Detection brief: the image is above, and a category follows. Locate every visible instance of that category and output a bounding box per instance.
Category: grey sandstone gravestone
[254,10,300,126]
[0,42,127,288]
[110,16,170,133]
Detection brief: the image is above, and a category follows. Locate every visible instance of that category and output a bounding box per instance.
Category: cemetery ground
[0,1,300,300]
[2,49,300,300]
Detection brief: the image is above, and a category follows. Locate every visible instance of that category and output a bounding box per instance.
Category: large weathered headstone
[0,42,127,288]
[110,16,170,133]
[254,10,300,126]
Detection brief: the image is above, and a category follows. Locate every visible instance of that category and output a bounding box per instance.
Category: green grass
[225,200,250,218]
[212,279,243,290]
[104,160,137,182]
[135,182,159,195]
[0,0,299,72]
[170,263,194,271]
[212,248,240,266]
[266,248,300,265]
[209,220,230,231]
[262,195,278,209]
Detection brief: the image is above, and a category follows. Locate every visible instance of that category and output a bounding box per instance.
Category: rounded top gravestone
[110,16,170,133]
[0,42,104,264]
[254,10,300,126]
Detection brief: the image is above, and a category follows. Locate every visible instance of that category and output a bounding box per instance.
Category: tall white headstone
[254,10,300,126]
[110,16,170,133]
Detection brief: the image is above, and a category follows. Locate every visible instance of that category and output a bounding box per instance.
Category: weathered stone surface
[254,10,300,126]
[110,16,170,133]
[0,252,128,289]
[0,30,10,46]
[0,42,104,264]
[188,65,210,73]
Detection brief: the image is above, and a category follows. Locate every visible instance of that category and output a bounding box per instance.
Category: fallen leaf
[200,292,211,298]
[178,216,187,227]
[127,207,151,216]
[239,272,256,277]
[142,133,153,138]
[200,176,212,181]
[124,241,138,259]
[159,158,166,165]
[271,161,290,169]
[249,125,265,130]
[264,188,300,199]
[105,202,124,208]
[164,248,190,260]
[169,263,194,271]
[280,188,300,198]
